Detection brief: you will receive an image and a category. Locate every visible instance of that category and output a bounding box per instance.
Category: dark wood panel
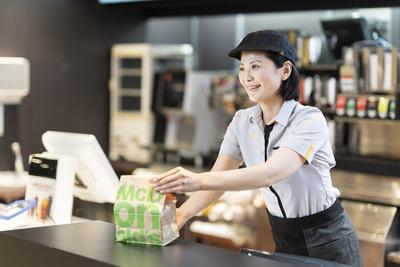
[99,0,400,16]
[0,106,20,170]
[0,0,147,170]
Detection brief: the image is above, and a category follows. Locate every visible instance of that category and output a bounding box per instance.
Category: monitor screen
[42,131,119,203]
[157,69,186,109]
[321,17,371,59]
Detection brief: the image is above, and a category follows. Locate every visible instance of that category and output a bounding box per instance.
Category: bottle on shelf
[389,97,396,120]
[378,96,390,119]
[356,96,367,118]
[339,47,357,94]
[336,95,346,116]
[366,96,378,119]
[346,97,357,117]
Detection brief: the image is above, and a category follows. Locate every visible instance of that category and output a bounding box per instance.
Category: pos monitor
[42,131,119,203]
[321,17,371,59]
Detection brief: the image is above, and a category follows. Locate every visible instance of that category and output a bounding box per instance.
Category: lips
[247,85,260,91]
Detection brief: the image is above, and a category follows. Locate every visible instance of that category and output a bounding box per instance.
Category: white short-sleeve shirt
[219,100,340,218]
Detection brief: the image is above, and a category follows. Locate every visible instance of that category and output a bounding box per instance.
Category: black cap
[228,30,297,64]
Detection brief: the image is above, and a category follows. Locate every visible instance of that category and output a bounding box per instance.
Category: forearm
[179,154,241,219]
[178,191,224,219]
[201,164,271,191]
[201,147,304,191]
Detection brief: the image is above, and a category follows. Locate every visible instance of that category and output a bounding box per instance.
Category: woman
[151,30,362,267]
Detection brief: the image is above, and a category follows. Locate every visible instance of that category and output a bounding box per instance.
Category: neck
[259,96,284,125]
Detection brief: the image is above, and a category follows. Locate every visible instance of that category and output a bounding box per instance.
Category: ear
[281,61,292,81]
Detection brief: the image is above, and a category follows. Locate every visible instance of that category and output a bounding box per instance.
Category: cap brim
[228,47,296,64]
[228,48,241,60]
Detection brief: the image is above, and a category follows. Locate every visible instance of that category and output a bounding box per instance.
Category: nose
[244,69,253,82]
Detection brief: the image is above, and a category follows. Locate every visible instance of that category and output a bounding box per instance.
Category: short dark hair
[264,52,299,101]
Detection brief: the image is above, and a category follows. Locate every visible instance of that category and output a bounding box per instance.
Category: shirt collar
[249,100,297,128]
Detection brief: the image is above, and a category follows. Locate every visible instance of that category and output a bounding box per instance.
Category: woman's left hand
[151,167,204,193]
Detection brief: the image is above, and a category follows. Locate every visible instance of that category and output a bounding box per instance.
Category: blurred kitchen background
[1,1,400,266]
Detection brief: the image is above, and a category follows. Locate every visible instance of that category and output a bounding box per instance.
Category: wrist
[198,172,210,191]
[178,205,195,220]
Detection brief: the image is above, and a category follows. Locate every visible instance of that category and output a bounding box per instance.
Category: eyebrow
[239,59,262,65]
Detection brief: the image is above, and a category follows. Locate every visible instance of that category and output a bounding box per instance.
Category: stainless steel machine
[109,44,193,164]
[151,70,239,168]
[332,170,400,267]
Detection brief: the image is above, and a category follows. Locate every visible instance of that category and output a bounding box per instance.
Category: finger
[154,173,182,188]
[160,185,186,194]
[151,167,181,183]
[154,168,179,182]
[154,178,183,192]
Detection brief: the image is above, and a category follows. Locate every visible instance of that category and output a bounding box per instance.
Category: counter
[0,221,321,267]
[332,169,400,206]
[331,170,400,267]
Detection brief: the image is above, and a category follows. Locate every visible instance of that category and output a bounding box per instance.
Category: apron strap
[264,123,287,218]
[269,186,287,218]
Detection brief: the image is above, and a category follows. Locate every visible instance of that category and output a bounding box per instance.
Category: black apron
[263,123,363,267]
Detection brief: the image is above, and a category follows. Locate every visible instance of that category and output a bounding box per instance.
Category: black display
[28,156,57,179]
[157,70,186,109]
[321,17,371,59]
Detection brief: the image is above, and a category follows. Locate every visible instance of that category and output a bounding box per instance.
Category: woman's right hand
[176,207,190,230]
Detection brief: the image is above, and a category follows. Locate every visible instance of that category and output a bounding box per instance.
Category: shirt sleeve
[218,111,243,161]
[279,107,329,164]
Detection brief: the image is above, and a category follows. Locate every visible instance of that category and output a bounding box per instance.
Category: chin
[248,95,263,104]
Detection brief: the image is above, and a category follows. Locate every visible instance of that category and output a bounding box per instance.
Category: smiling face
[239,51,287,104]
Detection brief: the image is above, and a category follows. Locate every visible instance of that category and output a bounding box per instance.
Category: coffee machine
[109,44,193,164]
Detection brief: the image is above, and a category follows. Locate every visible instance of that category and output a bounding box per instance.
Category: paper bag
[113,175,179,246]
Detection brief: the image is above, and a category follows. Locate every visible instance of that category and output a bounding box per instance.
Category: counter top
[332,169,400,206]
[0,171,26,203]
[0,221,317,267]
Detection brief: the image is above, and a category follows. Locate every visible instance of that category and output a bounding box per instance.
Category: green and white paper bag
[114,175,179,246]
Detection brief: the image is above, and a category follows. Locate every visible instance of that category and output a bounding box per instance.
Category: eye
[239,66,244,72]
[251,64,260,70]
